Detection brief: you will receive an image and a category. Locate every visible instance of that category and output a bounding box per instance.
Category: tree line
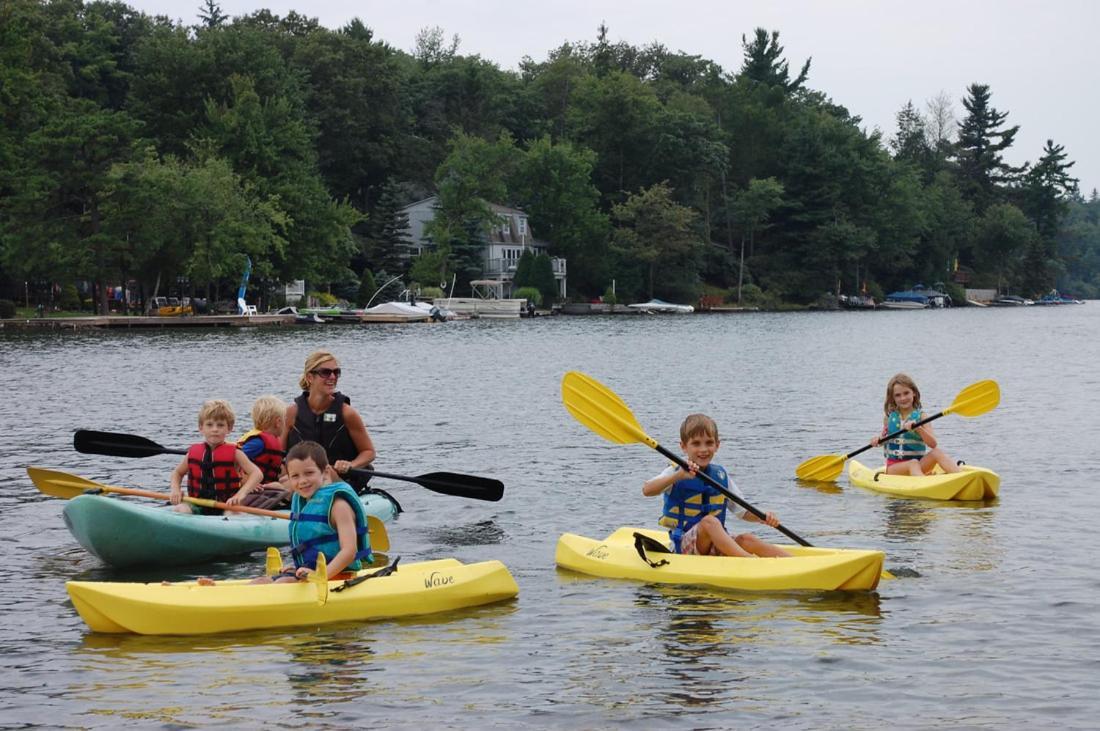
[1,0,1097,315]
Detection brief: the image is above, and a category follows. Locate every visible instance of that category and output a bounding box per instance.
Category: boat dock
[0,314,296,330]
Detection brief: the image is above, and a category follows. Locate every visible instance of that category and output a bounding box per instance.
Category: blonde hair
[251,395,286,431]
[197,399,236,429]
[680,413,719,443]
[884,373,922,414]
[299,350,339,391]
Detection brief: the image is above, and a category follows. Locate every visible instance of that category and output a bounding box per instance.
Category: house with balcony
[399,196,567,299]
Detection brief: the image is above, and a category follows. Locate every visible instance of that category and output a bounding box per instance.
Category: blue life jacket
[883,409,927,461]
[659,463,730,553]
[289,482,373,570]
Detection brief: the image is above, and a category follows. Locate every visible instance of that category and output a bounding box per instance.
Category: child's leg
[885,459,923,476]
[735,533,792,557]
[920,448,961,474]
[171,503,193,514]
[695,515,753,557]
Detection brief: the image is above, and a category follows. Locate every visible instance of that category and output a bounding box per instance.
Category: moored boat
[848,459,999,500]
[626,298,695,313]
[62,491,401,568]
[555,527,883,592]
[67,557,519,634]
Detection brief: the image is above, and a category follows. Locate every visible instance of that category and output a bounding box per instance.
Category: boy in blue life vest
[269,440,374,583]
[169,399,263,514]
[642,414,791,558]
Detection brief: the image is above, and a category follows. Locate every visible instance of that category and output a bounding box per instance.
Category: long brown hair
[884,373,922,414]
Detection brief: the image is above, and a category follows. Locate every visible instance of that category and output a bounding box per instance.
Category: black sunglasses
[310,367,342,378]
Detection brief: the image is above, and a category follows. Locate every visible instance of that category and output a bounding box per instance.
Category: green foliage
[0,7,1086,310]
[601,286,618,305]
[417,286,444,299]
[0,300,14,318]
[514,286,541,306]
[59,284,81,310]
[357,268,377,307]
[531,254,558,304]
[512,249,535,287]
[308,290,339,306]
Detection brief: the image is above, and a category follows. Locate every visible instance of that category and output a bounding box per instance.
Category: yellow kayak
[848,459,999,500]
[67,558,518,635]
[555,528,883,592]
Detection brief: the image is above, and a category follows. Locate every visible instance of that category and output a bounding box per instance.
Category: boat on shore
[555,527,883,591]
[880,284,952,309]
[62,490,401,567]
[838,294,876,310]
[989,295,1034,307]
[626,299,695,314]
[1034,289,1085,305]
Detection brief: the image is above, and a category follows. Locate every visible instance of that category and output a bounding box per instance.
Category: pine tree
[1022,139,1078,243]
[364,182,414,276]
[739,29,810,91]
[955,84,1021,213]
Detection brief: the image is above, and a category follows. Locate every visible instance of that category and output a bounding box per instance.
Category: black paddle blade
[352,468,504,502]
[417,472,504,502]
[73,430,186,458]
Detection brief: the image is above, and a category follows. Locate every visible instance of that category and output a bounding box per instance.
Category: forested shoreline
[2,0,1098,315]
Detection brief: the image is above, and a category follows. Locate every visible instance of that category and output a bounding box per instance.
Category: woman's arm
[334,404,376,474]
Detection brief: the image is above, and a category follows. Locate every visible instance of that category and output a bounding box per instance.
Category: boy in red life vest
[238,395,293,509]
[642,413,791,558]
[169,399,262,514]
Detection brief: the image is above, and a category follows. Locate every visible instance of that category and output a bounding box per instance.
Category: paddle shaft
[845,408,949,460]
[92,484,287,518]
[654,444,811,547]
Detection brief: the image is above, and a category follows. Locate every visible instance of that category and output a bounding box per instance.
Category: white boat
[878,299,928,310]
[357,301,440,323]
[627,298,695,314]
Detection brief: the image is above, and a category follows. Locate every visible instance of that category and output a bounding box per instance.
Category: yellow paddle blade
[265,547,283,577]
[944,379,1000,418]
[561,371,657,447]
[795,454,846,482]
[368,516,390,552]
[26,467,102,499]
[311,553,328,605]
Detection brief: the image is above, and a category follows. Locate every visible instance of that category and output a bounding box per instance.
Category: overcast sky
[126,0,1099,194]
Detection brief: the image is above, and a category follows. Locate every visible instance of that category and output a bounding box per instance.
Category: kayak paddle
[25,466,390,551]
[795,379,1001,482]
[74,429,504,501]
[560,371,895,581]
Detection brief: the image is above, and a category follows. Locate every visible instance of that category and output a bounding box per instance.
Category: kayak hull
[555,528,883,592]
[62,492,400,568]
[67,558,518,635]
[848,460,999,500]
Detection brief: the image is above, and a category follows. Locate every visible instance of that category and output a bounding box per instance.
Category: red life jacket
[237,429,285,482]
[186,442,241,502]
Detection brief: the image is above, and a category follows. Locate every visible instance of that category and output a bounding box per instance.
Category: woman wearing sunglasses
[282,350,377,493]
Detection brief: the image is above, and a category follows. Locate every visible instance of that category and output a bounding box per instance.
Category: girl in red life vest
[169,399,263,514]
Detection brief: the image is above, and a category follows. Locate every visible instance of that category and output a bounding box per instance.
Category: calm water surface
[2,306,1098,728]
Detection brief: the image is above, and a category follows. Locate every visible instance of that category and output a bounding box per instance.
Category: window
[501,216,511,236]
[518,218,527,235]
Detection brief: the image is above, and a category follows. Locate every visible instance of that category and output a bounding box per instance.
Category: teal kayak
[62,492,400,568]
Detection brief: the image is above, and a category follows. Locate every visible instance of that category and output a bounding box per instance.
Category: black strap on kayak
[333,557,401,592]
[364,486,403,514]
[633,532,671,568]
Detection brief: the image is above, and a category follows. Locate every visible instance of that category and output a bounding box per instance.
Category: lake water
[2,305,1098,728]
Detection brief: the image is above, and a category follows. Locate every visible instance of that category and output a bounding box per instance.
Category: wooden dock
[0,314,296,330]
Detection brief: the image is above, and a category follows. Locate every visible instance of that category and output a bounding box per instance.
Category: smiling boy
[642,413,790,558]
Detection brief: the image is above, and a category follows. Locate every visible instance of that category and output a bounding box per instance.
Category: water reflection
[422,520,506,547]
[795,477,845,495]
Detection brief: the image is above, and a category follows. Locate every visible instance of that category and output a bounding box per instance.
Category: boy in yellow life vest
[642,413,790,558]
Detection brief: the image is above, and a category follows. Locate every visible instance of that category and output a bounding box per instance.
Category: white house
[399,196,567,298]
